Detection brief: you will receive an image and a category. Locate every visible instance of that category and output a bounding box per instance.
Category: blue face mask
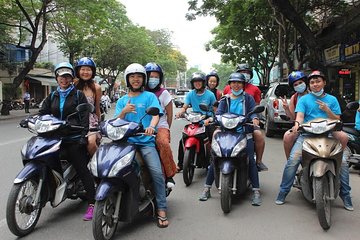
[231,89,244,96]
[294,82,306,93]
[311,88,324,97]
[148,77,160,89]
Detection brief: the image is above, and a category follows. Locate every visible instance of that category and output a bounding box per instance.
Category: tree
[210,62,234,90]
[0,0,53,115]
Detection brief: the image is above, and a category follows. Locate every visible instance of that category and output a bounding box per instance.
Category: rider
[275,70,353,211]
[281,70,309,159]
[74,57,102,157]
[224,63,267,171]
[198,72,262,206]
[114,63,169,228]
[144,62,177,188]
[175,72,216,172]
[39,62,96,221]
[206,71,222,101]
[356,103,360,132]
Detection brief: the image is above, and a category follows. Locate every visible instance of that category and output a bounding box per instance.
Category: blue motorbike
[6,103,93,237]
[211,105,264,213]
[89,107,166,240]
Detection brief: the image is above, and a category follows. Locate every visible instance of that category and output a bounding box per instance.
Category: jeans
[138,145,167,211]
[204,138,259,190]
[279,135,351,197]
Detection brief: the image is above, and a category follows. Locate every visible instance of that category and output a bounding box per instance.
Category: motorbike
[100,99,108,121]
[211,105,264,213]
[89,107,169,240]
[178,104,212,186]
[6,103,94,237]
[290,118,344,230]
[342,101,360,170]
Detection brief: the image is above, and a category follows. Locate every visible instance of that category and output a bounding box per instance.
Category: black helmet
[236,63,253,80]
[190,72,206,90]
[206,71,220,88]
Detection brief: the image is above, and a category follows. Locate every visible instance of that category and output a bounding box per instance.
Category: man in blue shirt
[355,103,360,132]
[275,70,353,211]
[175,72,216,171]
[114,63,169,228]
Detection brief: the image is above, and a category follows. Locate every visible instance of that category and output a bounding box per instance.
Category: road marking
[0,218,6,228]
[0,137,28,147]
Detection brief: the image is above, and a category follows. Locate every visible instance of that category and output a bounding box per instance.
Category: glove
[79,137,88,145]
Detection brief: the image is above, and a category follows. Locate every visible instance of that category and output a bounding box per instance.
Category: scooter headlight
[231,138,247,157]
[211,140,221,157]
[221,116,243,129]
[187,112,204,123]
[35,119,60,133]
[108,151,135,177]
[106,124,129,141]
[88,154,98,177]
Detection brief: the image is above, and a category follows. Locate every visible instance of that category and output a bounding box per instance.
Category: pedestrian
[23,90,30,113]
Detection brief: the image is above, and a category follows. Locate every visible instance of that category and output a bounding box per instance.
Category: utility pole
[278,24,283,81]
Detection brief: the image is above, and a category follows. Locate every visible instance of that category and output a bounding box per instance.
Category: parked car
[260,81,295,137]
[173,95,186,108]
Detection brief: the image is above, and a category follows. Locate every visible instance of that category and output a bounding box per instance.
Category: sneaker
[275,191,288,205]
[251,190,262,206]
[257,162,268,172]
[166,177,176,189]
[83,204,94,221]
[176,165,183,173]
[341,195,354,211]
[199,188,211,201]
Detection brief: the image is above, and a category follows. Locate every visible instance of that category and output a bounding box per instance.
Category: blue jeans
[205,138,259,190]
[279,135,351,197]
[138,146,167,211]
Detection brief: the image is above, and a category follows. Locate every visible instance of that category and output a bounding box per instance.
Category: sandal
[157,212,169,228]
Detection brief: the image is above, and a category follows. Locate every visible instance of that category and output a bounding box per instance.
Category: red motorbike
[179,108,211,186]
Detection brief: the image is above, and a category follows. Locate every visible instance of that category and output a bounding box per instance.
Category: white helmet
[124,63,146,88]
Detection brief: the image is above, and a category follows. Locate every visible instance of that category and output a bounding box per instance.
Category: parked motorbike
[291,118,344,230]
[211,105,264,213]
[10,100,24,110]
[89,107,169,240]
[342,101,360,170]
[178,104,212,186]
[6,103,93,237]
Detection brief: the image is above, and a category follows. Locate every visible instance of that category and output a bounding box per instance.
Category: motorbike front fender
[14,162,43,184]
[184,137,200,152]
[95,180,115,201]
[310,159,336,177]
[220,160,234,175]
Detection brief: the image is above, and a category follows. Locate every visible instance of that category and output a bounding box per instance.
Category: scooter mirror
[146,107,160,116]
[345,101,359,111]
[252,105,265,114]
[280,115,290,121]
[199,103,210,112]
[76,103,95,113]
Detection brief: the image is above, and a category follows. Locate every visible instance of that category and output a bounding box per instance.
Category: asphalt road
[0,106,359,240]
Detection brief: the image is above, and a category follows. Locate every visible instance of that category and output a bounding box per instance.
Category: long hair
[74,78,96,96]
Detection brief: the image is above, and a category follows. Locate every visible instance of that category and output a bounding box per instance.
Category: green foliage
[211,63,235,90]
[34,62,53,70]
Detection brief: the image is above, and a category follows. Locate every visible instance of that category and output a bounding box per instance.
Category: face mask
[294,82,306,93]
[232,89,244,96]
[243,73,251,82]
[311,88,324,97]
[148,77,160,89]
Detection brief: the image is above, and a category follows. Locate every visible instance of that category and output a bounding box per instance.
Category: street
[0,107,359,240]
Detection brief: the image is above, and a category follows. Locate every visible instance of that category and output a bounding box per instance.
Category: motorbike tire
[183,147,196,186]
[92,194,119,240]
[264,114,275,137]
[6,178,42,237]
[314,175,331,230]
[221,174,232,214]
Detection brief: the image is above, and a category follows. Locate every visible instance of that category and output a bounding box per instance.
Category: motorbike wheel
[183,147,196,186]
[314,176,331,230]
[220,174,232,214]
[92,194,118,240]
[6,178,42,237]
[264,114,274,137]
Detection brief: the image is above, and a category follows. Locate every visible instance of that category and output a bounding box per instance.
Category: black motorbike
[6,103,93,237]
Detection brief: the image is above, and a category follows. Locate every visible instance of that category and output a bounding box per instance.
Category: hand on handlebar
[144,126,156,136]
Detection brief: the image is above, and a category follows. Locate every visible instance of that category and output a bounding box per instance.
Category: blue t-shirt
[295,93,341,123]
[229,96,245,133]
[184,89,216,115]
[114,91,163,147]
[355,101,360,131]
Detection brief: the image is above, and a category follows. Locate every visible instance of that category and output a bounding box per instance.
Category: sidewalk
[0,109,38,121]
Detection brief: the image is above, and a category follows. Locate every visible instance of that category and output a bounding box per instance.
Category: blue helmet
[288,71,307,89]
[228,72,246,84]
[145,62,164,87]
[75,57,96,78]
[206,71,220,88]
[54,62,75,78]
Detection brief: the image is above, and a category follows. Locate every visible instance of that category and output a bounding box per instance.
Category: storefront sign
[338,68,351,75]
[342,42,360,61]
[324,44,340,65]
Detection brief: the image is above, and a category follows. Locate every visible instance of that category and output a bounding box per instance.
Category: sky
[120,0,221,73]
